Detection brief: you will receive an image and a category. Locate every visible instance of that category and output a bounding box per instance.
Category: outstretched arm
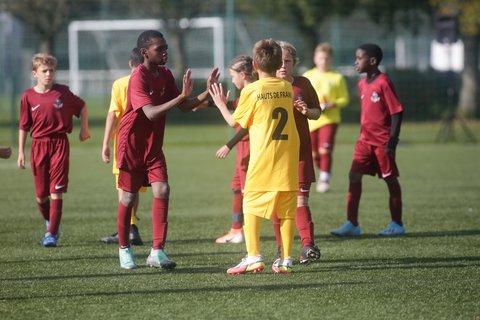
[209,83,238,127]
[178,67,220,112]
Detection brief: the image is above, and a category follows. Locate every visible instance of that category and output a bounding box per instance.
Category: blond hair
[278,41,299,66]
[32,53,57,71]
[314,43,333,57]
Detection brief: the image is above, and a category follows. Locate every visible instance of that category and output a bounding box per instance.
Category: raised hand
[206,67,220,90]
[182,68,194,98]
[209,83,230,109]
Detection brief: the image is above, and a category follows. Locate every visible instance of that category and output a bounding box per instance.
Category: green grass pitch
[0,122,479,319]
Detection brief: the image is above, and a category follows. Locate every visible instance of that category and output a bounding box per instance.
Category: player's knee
[349,171,362,183]
[297,195,309,207]
[36,196,49,204]
[319,147,331,155]
[120,191,136,207]
[384,175,398,185]
[153,182,170,198]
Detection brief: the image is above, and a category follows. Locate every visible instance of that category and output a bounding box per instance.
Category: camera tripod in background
[435,80,477,143]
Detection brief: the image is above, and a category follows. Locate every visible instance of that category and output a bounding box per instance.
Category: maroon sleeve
[64,86,85,117]
[382,77,403,115]
[130,69,152,111]
[301,77,320,111]
[19,91,32,131]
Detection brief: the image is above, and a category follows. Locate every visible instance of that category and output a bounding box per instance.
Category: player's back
[234,77,299,192]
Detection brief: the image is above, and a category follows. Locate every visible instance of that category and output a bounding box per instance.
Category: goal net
[66,18,224,97]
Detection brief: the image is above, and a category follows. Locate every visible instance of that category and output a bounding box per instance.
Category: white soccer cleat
[215,228,244,243]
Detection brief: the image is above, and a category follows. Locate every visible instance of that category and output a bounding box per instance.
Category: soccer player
[116,30,219,270]
[0,146,12,159]
[222,43,323,265]
[215,55,257,244]
[331,43,405,237]
[273,41,321,266]
[18,53,90,247]
[303,43,349,193]
[210,39,300,274]
[100,48,145,246]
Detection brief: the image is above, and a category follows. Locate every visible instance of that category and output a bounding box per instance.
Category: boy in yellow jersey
[100,48,145,245]
[304,43,349,193]
[210,39,300,274]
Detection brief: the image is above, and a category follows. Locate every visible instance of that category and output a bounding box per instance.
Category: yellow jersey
[233,77,299,192]
[302,69,349,131]
[108,75,130,174]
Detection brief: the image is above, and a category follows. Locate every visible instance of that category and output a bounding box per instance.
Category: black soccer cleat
[299,244,321,264]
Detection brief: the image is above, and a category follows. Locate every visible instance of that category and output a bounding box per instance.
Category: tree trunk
[168,27,187,77]
[458,34,479,117]
[300,28,318,69]
[38,36,53,54]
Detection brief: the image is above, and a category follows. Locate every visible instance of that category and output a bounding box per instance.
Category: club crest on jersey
[53,98,63,109]
[370,91,380,103]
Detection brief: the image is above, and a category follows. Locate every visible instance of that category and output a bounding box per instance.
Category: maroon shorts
[30,134,69,198]
[350,140,399,178]
[310,123,338,152]
[118,162,168,193]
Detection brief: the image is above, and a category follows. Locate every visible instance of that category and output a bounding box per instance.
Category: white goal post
[68,18,225,95]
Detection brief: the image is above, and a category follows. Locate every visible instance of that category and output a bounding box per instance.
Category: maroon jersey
[358,73,403,147]
[19,84,85,138]
[293,76,320,184]
[116,64,179,172]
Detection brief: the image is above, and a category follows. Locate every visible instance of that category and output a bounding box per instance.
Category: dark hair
[137,30,164,49]
[357,43,383,65]
[130,47,144,67]
[252,39,282,73]
[229,55,258,82]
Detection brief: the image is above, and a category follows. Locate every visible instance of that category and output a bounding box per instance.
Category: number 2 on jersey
[272,107,288,140]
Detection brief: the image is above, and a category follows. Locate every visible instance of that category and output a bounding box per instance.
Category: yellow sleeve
[108,76,129,119]
[334,74,349,109]
[232,85,255,129]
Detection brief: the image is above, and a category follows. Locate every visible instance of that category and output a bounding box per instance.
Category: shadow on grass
[0,280,368,301]
[298,256,480,274]
[0,251,244,265]
[285,229,480,242]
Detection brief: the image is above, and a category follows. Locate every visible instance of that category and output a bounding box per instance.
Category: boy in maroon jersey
[116,30,219,270]
[331,43,405,237]
[18,53,90,247]
[273,41,322,265]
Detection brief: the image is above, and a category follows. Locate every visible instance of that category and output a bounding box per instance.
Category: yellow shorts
[243,191,297,220]
[115,174,147,192]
